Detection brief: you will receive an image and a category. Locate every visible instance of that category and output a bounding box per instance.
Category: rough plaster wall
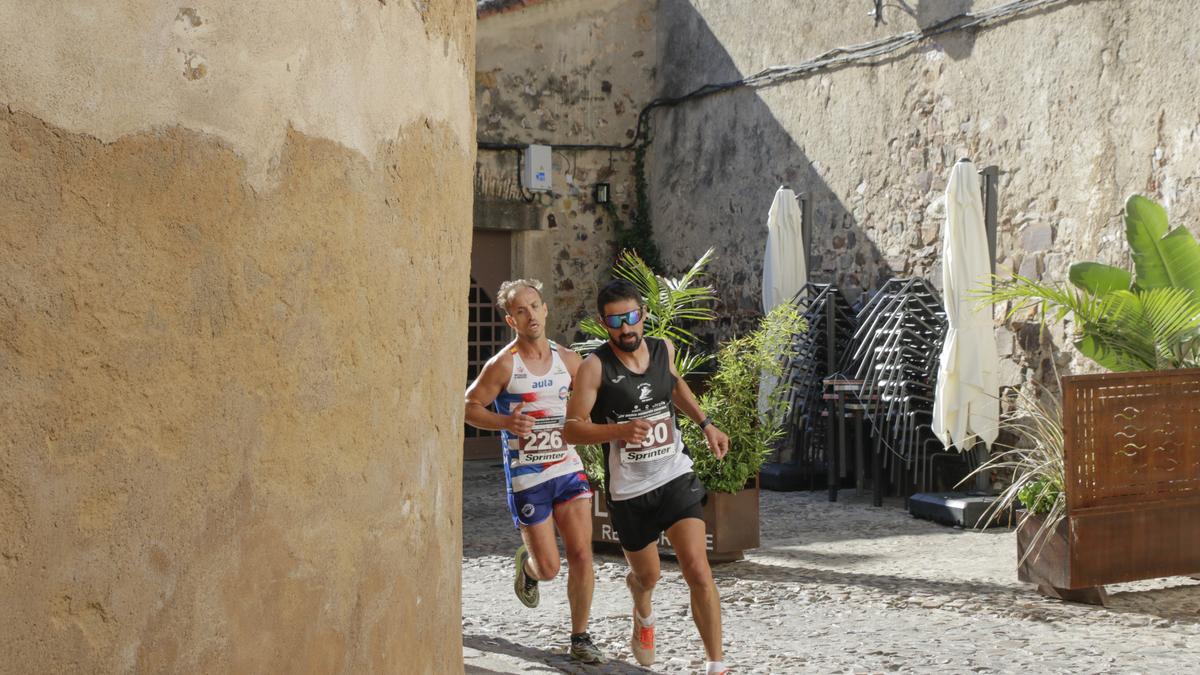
[0,1,474,672]
[0,1,473,190]
[650,0,1200,383]
[476,0,656,339]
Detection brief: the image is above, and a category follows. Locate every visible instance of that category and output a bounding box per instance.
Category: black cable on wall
[477,0,1090,154]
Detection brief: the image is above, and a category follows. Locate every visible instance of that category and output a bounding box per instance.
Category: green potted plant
[972,195,1200,604]
[990,195,1200,372]
[674,303,804,560]
[681,303,805,494]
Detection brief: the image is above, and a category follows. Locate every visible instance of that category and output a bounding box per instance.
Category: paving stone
[461,461,1200,672]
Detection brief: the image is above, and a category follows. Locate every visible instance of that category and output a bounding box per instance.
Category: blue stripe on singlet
[496,343,567,493]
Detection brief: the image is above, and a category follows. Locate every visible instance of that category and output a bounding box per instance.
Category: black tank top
[591,337,677,423]
[592,337,692,499]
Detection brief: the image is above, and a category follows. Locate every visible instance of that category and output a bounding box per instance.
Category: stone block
[1017,252,1040,280]
[1020,223,1054,251]
[996,327,1016,357]
[997,356,1025,388]
[922,220,941,245]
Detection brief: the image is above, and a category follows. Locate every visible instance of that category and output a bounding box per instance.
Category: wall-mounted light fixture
[593,183,610,204]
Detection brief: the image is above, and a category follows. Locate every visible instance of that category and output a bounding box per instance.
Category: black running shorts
[608,472,706,552]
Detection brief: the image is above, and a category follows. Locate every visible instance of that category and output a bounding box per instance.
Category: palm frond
[985,275,1200,371]
[1142,287,1200,343]
[670,308,718,322]
[570,337,606,356]
[675,349,714,378]
[654,324,700,345]
[673,247,716,289]
[985,274,1113,326]
[579,317,609,340]
[612,251,660,309]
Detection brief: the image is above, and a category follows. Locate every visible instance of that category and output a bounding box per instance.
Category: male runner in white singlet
[464,279,604,664]
[564,279,732,674]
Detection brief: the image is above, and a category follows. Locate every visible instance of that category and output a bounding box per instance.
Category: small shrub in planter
[683,303,805,493]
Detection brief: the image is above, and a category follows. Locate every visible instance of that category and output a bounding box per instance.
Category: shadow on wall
[873,1,978,60]
[648,0,892,342]
[914,0,977,60]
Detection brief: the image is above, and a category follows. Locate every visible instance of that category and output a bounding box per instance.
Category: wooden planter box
[1016,514,1108,605]
[1019,369,1200,605]
[591,480,759,563]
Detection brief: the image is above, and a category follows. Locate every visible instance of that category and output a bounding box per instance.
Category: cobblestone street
[461,460,1200,673]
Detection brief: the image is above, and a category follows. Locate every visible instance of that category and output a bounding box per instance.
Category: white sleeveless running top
[494,342,585,492]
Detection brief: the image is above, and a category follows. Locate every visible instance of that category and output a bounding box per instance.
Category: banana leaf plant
[988,195,1200,372]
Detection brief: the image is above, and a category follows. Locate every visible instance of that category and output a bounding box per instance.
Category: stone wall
[648,0,1200,383]
[476,0,656,340]
[0,1,474,672]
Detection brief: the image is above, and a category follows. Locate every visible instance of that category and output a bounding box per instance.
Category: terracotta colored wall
[0,1,474,672]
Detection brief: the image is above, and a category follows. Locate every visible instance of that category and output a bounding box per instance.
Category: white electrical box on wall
[522,144,552,192]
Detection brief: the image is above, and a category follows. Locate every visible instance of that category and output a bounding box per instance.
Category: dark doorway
[464,230,513,460]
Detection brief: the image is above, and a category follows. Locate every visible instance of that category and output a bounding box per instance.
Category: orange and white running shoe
[631,613,655,666]
[626,574,655,666]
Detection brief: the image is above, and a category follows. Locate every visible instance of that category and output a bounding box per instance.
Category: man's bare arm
[464,352,533,435]
[563,355,649,445]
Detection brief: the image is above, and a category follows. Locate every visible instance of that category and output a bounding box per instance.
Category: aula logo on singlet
[531,378,554,389]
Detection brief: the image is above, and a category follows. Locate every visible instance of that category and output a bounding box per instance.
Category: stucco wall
[476,0,656,339]
[0,1,474,672]
[649,0,1200,383]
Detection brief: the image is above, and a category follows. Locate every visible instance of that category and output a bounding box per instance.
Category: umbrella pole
[970,439,990,492]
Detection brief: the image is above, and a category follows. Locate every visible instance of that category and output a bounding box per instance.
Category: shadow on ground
[463,460,1200,628]
[464,634,656,674]
[717,558,1200,626]
[1103,581,1200,624]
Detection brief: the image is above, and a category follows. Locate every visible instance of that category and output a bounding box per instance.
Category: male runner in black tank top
[565,280,732,675]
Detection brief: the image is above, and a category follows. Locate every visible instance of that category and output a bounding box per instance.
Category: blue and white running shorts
[507,471,593,528]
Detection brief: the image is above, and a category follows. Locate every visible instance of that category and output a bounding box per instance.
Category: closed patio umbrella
[762,186,807,313]
[931,159,999,450]
[760,186,807,414]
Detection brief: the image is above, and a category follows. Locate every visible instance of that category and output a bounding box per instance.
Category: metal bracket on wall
[871,0,885,25]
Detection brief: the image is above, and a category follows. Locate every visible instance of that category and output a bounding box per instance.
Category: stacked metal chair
[769,283,857,487]
[842,278,949,498]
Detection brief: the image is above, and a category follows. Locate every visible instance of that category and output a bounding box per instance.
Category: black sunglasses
[603,308,642,329]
